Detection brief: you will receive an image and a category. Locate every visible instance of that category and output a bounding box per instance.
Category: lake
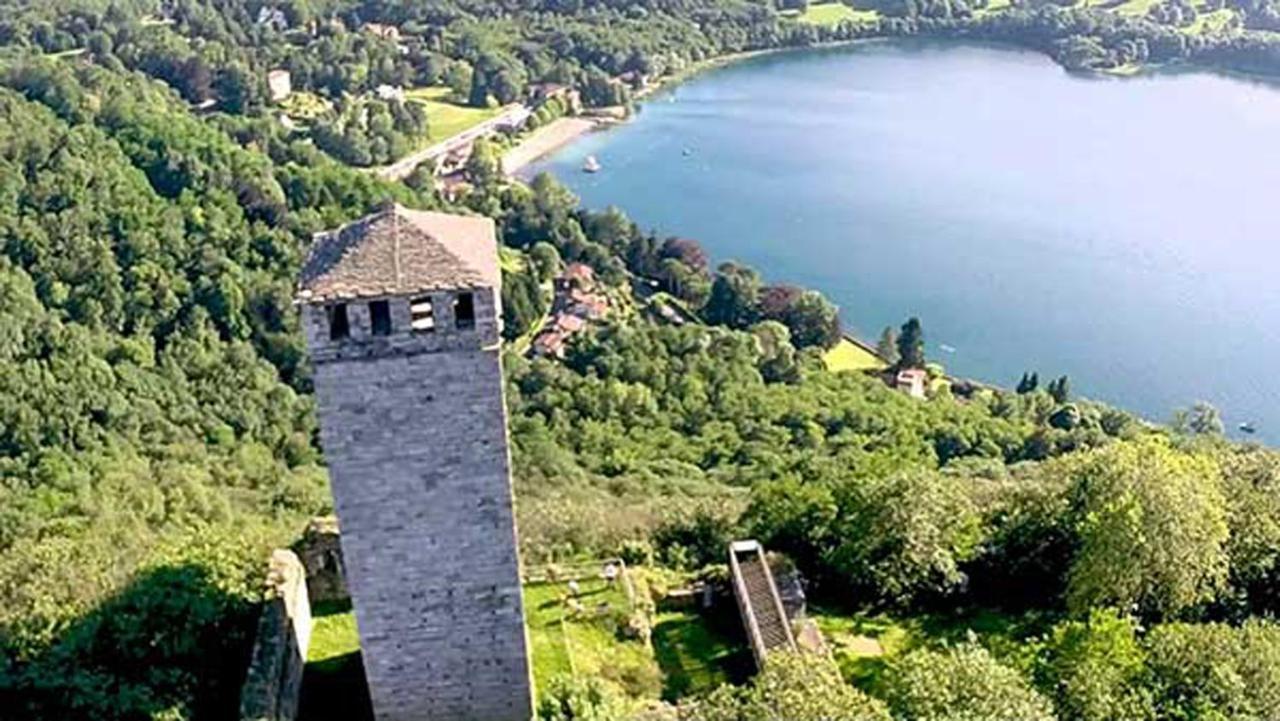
[527,40,1280,444]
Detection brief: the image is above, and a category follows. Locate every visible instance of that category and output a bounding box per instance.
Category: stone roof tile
[298,204,499,302]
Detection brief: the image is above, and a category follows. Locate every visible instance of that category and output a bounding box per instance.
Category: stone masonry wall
[294,517,347,604]
[240,549,312,721]
[310,335,532,721]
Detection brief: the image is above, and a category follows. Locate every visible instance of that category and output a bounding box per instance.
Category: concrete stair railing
[728,540,797,669]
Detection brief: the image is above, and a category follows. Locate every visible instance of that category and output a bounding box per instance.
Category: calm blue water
[528,41,1280,444]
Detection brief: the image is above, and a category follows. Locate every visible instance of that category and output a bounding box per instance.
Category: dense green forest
[1,1,1280,720]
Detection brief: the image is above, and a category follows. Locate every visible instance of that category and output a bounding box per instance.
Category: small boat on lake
[1240,422,1257,434]
[583,155,601,173]
[940,344,957,354]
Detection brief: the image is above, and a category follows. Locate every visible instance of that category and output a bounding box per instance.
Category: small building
[374,84,405,102]
[529,83,583,114]
[267,69,292,102]
[532,330,568,359]
[618,70,651,90]
[556,263,595,292]
[554,314,586,333]
[896,368,928,399]
[496,106,533,132]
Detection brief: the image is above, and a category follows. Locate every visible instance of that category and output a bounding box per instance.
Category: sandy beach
[502,117,603,176]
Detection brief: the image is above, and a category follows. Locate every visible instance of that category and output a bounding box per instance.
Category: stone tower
[297,204,533,721]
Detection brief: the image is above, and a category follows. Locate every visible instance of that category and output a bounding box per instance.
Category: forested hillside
[1,2,1280,720]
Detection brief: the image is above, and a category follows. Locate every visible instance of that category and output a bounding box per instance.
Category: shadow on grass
[651,612,752,702]
[298,649,374,721]
[299,598,373,721]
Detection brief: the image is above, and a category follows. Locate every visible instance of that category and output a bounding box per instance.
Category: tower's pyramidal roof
[298,204,499,302]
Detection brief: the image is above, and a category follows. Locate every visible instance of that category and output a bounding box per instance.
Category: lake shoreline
[503,117,612,177]
[523,40,1280,444]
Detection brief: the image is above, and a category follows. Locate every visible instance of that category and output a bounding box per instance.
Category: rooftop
[298,204,499,302]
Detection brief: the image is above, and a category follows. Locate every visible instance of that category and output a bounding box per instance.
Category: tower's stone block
[298,205,532,721]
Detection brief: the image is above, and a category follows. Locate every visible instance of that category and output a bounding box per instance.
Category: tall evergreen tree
[1049,375,1072,403]
[877,326,900,366]
[897,317,925,369]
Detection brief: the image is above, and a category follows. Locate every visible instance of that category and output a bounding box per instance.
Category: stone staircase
[728,540,796,669]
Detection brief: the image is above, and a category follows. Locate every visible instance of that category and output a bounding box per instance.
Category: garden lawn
[298,600,373,721]
[811,606,1052,689]
[405,86,504,143]
[795,2,881,26]
[523,577,661,700]
[651,610,748,700]
[824,337,888,373]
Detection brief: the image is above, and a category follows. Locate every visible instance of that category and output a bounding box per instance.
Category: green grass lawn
[278,91,333,120]
[299,600,373,721]
[794,2,881,26]
[812,606,1053,689]
[405,86,505,144]
[823,337,888,373]
[524,577,662,700]
[293,576,750,714]
[651,610,750,700]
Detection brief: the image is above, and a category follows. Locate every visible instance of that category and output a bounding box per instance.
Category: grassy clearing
[524,577,662,700]
[299,600,373,721]
[651,610,748,700]
[824,337,888,373]
[794,2,881,26]
[278,91,332,120]
[405,86,504,143]
[812,606,1053,689]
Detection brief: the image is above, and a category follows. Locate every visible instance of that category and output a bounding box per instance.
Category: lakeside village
[252,23,974,402]
[248,19,650,193]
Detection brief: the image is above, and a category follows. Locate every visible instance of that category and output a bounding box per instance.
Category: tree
[1218,448,1280,614]
[827,470,983,606]
[877,326,900,366]
[1047,375,1071,403]
[1036,609,1154,721]
[783,290,841,350]
[466,137,502,184]
[1017,371,1040,394]
[685,652,891,721]
[897,317,925,369]
[529,242,562,283]
[1066,439,1229,618]
[659,237,709,272]
[502,266,547,341]
[703,262,761,329]
[750,321,800,383]
[1144,621,1280,721]
[537,675,629,720]
[885,643,1057,721]
[745,477,838,571]
[1172,401,1224,436]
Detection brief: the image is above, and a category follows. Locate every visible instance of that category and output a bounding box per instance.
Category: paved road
[376,104,529,181]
